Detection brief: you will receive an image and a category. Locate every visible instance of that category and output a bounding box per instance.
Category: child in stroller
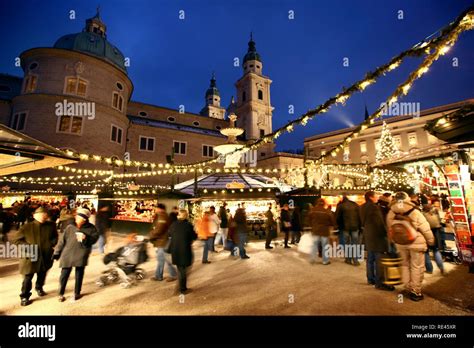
[96,233,149,288]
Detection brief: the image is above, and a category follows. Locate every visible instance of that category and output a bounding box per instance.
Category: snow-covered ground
[0,235,472,315]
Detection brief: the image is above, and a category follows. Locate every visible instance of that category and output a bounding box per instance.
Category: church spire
[200,73,226,119]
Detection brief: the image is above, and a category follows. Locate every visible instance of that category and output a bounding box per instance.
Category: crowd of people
[305,191,451,302]
[4,189,454,305]
[4,198,112,306]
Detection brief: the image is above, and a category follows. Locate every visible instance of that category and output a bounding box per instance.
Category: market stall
[101,197,156,235]
[175,172,293,239]
[377,143,474,272]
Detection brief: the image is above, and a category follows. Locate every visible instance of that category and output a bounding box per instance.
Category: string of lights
[308,9,473,166]
[55,8,473,171]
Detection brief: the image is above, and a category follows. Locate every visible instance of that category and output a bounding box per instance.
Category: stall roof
[372,142,474,167]
[174,173,294,195]
[0,124,77,175]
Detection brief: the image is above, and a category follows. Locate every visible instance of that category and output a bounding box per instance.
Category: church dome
[243,35,261,63]
[53,10,126,73]
[205,73,220,97]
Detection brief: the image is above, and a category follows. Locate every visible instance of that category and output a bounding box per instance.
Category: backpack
[389,208,417,245]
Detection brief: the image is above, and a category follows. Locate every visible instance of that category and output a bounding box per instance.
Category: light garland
[52,8,473,172]
[310,11,473,166]
[170,6,474,170]
[54,166,113,175]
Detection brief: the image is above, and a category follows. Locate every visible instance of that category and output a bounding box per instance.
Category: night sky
[1,0,473,151]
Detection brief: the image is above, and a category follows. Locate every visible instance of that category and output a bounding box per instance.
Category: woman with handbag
[53,208,99,302]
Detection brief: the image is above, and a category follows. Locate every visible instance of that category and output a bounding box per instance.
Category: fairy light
[440,46,451,55]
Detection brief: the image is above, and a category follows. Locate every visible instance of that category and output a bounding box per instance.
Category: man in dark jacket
[361,191,394,291]
[13,207,58,306]
[95,206,110,254]
[290,206,302,244]
[12,206,58,306]
[309,199,335,265]
[149,204,177,281]
[265,204,276,249]
[54,208,99,302]
[168,210,198,294]
[335,194,361,265]
[234,203,249,259]
[280,204,292,248]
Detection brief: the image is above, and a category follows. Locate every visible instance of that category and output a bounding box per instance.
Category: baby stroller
[96,234,149,288]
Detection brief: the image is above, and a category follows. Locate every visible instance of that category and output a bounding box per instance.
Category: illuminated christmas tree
[376,121,399,163]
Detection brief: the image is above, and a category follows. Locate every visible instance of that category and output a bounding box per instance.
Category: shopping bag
[297,233,314,254]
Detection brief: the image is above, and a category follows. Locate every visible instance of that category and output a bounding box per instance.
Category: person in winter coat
[208,206,221,252]
[335,194,362,265]
[422,204,445,275]
[12,206,58,306]
[58,207,75,234]
[280,204,292,248]
[149,204,177,281]
[168,210,198,294]
[360,191,394,291]
[227,211,238,256]
[377,193,392,220]
[265,204,276,249]
[387,192,435,301]
[196,212,213,263]
[290,206,302,245]
[53,208,99,302]
[95,206,110,254]
[308,199,335,265]
[217,203,229,247]
[234,203,250,259]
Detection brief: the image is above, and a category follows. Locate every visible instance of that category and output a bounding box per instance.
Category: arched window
[258,90,263,100]
[242,91,246,102]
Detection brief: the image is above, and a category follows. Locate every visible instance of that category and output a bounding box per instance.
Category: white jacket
[386,199,434,252]
[208,213,221,234]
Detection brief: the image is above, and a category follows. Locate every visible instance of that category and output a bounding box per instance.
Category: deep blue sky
[1,0,473,151]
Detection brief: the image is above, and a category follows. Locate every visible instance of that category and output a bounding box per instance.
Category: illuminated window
[57,116,83,135]
[408,132,417,147]
[112,92,124,112]
[202,145,214,157]
[64,77,87,97]
[23,75,37,93]
[11,112,27,131]
[139,136,155,152]
[360,141,367,153]
[111,125,123,145]
[321,148,326,156]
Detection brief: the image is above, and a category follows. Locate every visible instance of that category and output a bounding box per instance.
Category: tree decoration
[376,121,399,163]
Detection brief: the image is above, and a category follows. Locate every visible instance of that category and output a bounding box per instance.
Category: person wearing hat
[53,208,99,302]
[12,206,58,306]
